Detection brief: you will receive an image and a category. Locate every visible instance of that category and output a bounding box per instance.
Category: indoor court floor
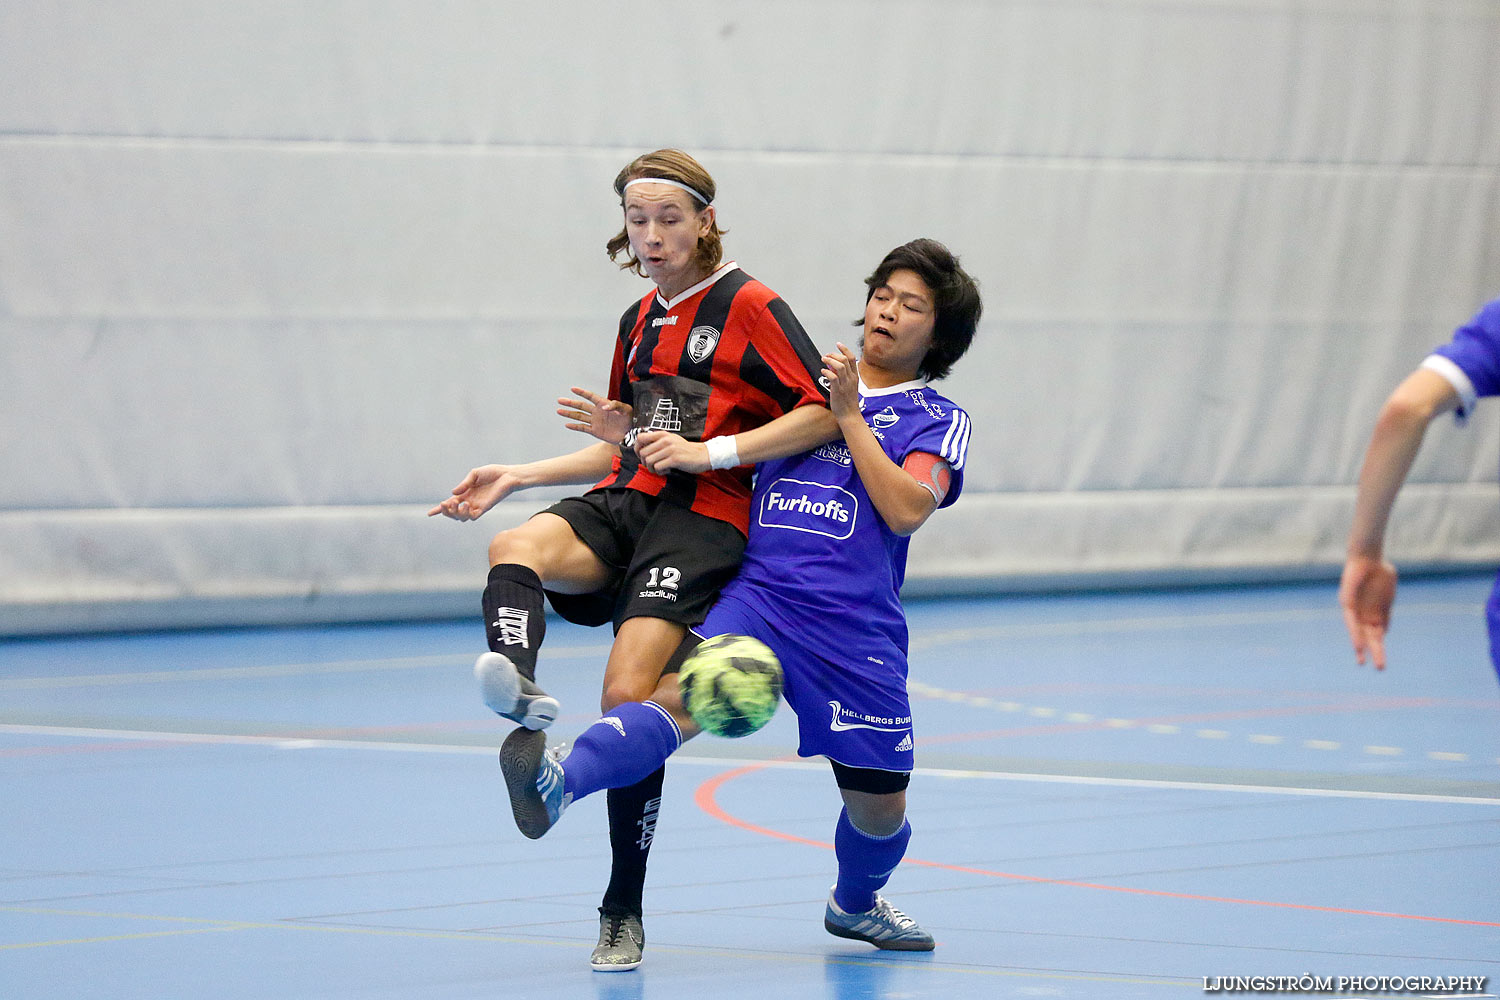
[3,575,1498,999]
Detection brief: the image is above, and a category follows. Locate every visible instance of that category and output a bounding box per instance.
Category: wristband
[705,435,740,470]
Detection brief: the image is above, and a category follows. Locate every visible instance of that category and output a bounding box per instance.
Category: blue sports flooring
[2,576,1498,999]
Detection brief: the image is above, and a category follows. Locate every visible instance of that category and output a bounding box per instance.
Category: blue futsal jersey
[721,377,970,663]
[1424,296,1500,677]
[697,376,971,770]
[1426,298,1500,421]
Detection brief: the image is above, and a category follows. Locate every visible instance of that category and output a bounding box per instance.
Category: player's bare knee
[651,674,682,709]
[487,527,536,567]
[600,677,656,712]
[845,792,907,837]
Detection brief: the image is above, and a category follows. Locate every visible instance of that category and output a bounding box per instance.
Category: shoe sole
[823,917,935,952]
[475,652,559,731]
[590,958,642,973]
[499,727,554,840]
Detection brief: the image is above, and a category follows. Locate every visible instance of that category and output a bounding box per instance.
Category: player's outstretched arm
[822,343,941,537]
[427,442,618,521]
[557,386,633,444]
[1339,367,1461,669]
[634,402,837,476]
[1338,556,1397,671]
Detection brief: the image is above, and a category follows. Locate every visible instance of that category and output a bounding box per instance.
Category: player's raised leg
[477,512,611,729]
[498,698,686,839]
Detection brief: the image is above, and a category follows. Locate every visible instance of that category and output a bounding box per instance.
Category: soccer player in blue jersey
[1341,296,1500,679]
[499,238,981,965]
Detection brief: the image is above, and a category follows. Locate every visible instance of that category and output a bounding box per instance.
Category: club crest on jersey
[872,406,900,429]
[758,478,857,540]
[687,325,720,364]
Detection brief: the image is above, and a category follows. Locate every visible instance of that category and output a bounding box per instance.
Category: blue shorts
[695,593,914,773]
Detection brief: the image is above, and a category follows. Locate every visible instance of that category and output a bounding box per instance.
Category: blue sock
[561,700,681,801]
[832,806,911,914]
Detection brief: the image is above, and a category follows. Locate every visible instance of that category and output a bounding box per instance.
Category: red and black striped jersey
[593,262,828,534]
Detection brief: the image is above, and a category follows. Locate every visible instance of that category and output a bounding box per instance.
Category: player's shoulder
[882,385,970,467]
[894,384,967,425]
[1442,297,1500,354]
[1468,297,1500,336]
[618,290,654,329]
[724,268,779,308]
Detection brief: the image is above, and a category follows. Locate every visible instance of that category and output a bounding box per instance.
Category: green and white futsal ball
[678,634,783,738]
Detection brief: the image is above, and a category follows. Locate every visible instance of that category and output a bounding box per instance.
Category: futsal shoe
[823,891,936,951]
[590,912,644,972]
[474,651,559,730]
[499,727,571,839]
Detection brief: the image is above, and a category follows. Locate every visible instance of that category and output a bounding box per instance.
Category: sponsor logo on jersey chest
[758,478,858,540]
[811,443,852,466]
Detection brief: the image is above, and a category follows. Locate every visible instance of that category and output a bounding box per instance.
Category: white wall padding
[3,0,1499,633]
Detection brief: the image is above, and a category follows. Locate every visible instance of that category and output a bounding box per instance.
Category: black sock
[600,765,665,918]
[481,564,547,681]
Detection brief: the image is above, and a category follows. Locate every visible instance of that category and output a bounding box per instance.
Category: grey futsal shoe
[498,728,571,840]
[474,651,559,730]
[823,891,936,951]
[590,912,644,972]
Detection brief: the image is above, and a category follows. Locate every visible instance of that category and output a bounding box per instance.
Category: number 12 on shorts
[644,567,681,590]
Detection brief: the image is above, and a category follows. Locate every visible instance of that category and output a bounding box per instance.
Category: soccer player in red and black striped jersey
[430,149,835,968]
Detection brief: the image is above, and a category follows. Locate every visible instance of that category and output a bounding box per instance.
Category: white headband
[623,176,713,207]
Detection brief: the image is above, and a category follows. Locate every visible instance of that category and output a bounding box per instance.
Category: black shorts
[540,488,746,632]
[830,759,911,794]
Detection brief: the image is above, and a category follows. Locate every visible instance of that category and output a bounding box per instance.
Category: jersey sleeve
[609,302,641,404]
[899,405,971,509]
[737,297,831,416]
[1426,298,1500,422]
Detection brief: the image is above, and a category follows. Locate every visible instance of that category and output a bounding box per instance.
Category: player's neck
[856,358,921,389]
[654,264,714,302]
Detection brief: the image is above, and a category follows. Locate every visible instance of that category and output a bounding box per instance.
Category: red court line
[693,760,1500,929]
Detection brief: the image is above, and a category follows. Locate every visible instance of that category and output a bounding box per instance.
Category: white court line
[908,601,1481,650]
[4,723,1497,806]
[0,645,614,691]
[907,679,1486,767]
[914,764,1500,807]
[0,723,495,754]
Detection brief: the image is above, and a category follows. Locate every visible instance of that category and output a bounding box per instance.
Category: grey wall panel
[2,2,1494,165]
[2,0,1497,632]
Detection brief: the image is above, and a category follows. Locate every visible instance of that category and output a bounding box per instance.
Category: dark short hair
[859,238,981,381]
